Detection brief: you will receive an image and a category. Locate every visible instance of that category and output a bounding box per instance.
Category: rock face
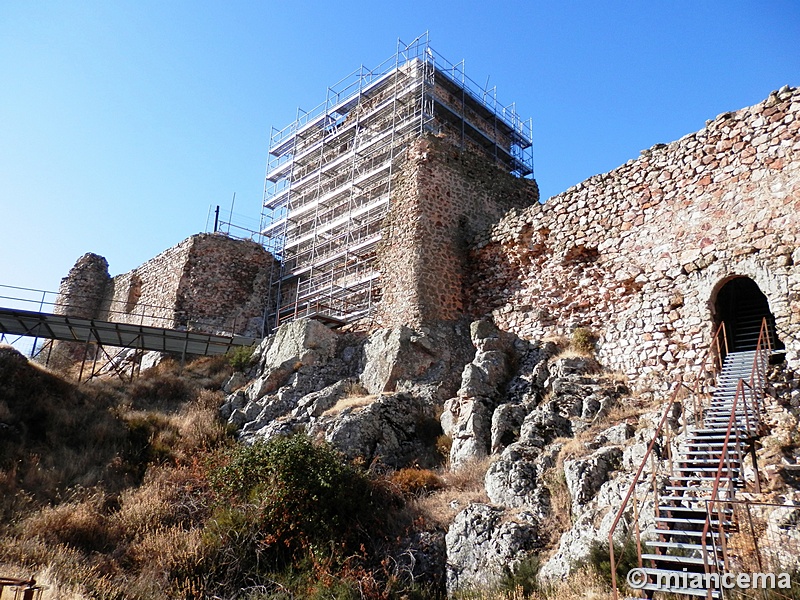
[359,323,472,402]
[249,318,339,398]
[444,320,514,468]
[445,504,541,594]
[538,421,648,581]
[222,319,472,468]
[312,392,438,468]
[485,442,560,516]
[563,446,623,513]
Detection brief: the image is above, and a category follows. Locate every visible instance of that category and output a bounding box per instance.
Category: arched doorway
[713,277,784,355]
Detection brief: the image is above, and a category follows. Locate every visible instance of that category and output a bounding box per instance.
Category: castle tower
[261,33,535,329]
[55,253,111,319]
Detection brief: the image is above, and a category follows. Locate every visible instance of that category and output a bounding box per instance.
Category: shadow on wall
[711,276,785,357]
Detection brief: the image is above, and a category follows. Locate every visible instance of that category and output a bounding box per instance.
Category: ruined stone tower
[260,33,538,329]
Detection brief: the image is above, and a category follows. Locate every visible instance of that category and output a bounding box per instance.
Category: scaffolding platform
[260,32,534,329]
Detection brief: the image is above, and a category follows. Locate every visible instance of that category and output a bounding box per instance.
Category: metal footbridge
[0,307,256,357]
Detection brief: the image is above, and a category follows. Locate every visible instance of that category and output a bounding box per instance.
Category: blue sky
[1,1,799,306]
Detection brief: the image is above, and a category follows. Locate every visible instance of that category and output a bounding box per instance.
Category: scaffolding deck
[259,33,534,329]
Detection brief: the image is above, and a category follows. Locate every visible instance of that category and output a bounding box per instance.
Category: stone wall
[55,253,111,319]
[468,86,800,393]
[62,233,278,338]
[376,136,539,328]
[99,239,193,329]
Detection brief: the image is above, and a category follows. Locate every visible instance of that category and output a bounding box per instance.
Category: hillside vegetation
[0,347,435,599]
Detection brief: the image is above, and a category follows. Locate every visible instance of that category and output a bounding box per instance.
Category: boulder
[485,441,561,517]
[564,446,623,513]
[445,319,515,469]
[222,371,248,393]
[470,318,510,353]
[246,319,338,400]
[446,503,541,594]
[519,400,572,448]
[548,356,600,379]
[360,326,437,394]
[490,402,529,453]
[448,397,493,469]
[587,422,635,450]
[315,392,435,468]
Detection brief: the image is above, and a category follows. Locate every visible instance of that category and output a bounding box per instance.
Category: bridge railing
[0,284,251,340]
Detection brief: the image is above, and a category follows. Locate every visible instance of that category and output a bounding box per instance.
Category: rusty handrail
[690,321,729,432]
[609,321,730,599]
[608,377,683,598]
[700,318,771,591]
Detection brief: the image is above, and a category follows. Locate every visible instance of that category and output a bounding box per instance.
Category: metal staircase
[610,318,774,599]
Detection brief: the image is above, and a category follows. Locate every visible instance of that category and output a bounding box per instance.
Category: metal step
[656,516,731,526]
[641,552,723,568]
[659,505,731,516]
[634,568,722,597]
[656,528,725,539]
[647,540,713,552]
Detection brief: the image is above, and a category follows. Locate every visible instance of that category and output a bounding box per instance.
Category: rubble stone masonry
[377,136,539,328]
[468,86,800,393]
[59,233,277,338]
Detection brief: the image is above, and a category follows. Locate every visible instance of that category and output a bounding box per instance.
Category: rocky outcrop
[217,315,656,593]
[312,392,438,468]
[222,319,472,468]
[564,445,623,513]
[485,442,560,516]
[445,503,541,594]
[539,421,650,581]
[444,320,514,468]
[247,318,339,400]
[360,326,435,394]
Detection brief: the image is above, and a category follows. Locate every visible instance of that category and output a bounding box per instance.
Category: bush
[207,435,387,571]
[570,327,596,355]
[576,539,640,589]
[390,467,444,497]
[227,345,255,372]
[499,553,541,596]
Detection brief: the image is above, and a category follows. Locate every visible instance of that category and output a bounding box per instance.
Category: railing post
[722,323,729,356]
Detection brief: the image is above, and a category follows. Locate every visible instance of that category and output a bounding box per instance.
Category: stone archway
[713,276,784,355]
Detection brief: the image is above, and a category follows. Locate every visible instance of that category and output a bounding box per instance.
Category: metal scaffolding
[261,32,534,329]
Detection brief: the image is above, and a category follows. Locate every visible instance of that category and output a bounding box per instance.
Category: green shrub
[570,327,596,355]
[207,435,385,571]
[227,345,255,372]
[499,553,541,596]
[576,539,640,589]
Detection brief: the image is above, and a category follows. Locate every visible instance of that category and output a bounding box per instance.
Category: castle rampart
[468,86,800,392]
[59,233,277,339]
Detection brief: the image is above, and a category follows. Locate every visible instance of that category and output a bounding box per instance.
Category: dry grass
[551,348,595,361]
[410,457,493,528]
[536,567,609,599]
[0,563,91,600]
[322,394,378,417]
[539,463,572,553]
[390,468,445,497]
[454,566,609,599]
[0,352,227,600]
